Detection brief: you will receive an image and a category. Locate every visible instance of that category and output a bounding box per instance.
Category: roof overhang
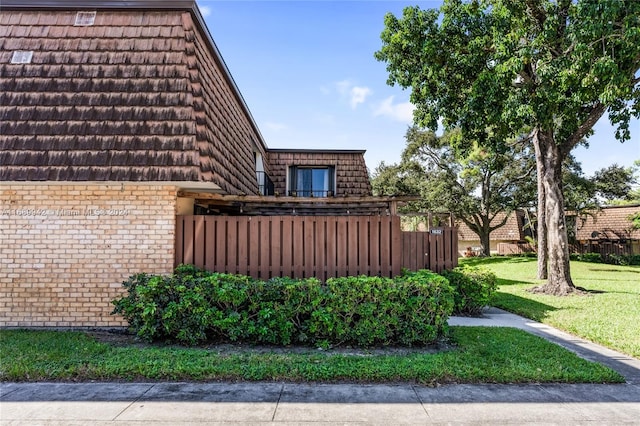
[179,191,419,215]
[268,149,367,155]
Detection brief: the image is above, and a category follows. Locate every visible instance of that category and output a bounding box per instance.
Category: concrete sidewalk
[2,308,640,425]
[2,381,640,425]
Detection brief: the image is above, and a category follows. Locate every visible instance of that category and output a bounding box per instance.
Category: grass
[461,256,640,358]
[0,327,623,384]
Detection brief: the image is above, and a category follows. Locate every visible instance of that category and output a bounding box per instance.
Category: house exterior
[569,205,640,255]
[0,1,395,327]
[456,210,533,256]
[454,205,640,258]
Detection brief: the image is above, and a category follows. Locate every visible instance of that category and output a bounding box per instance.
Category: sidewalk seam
[271,382,284,422]
[411,384,433,422]
[110,383,155,421]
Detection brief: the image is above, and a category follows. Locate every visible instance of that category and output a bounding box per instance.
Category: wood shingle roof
[0,1,269,194]
[574,205,640,241]
[457,210,526,241]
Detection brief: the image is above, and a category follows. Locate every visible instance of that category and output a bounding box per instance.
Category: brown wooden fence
[175,215,457,280]
[402,228,458,273]
[571,240,639,257]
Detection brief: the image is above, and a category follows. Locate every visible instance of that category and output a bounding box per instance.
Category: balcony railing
[256,171,274,196]
[288,190,334,197]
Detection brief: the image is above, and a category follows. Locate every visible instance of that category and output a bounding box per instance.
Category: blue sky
[196,0,639,177]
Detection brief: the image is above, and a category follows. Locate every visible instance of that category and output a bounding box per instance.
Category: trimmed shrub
[112,266,455,347]
[310,272,454,347]
[572,252,640,266]
[440,266,497,316]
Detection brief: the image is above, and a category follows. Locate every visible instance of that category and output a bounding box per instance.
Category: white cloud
[373,96,415,123]
[198,5,212,17]
[329,80,372,109]
[265,121,288,132]
[350,86,372,109]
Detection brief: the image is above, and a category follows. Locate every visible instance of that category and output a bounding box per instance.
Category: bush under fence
[112,265,496,347]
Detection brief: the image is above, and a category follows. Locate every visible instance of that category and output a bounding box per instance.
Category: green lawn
[0,327,623,384]
[461,256,640,358]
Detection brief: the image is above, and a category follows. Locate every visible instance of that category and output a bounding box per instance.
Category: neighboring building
[569,205,640,255]
[456,210,533,256]
[0,1,391,327]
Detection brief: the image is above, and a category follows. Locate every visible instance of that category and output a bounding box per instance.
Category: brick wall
[0,183,178,327]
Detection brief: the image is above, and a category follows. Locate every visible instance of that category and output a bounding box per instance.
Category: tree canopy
[372,127,536,256]
[376,0,640,294]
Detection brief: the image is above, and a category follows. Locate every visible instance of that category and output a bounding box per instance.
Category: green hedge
[440,266,497,316]
[112,265,455,347]
[570,252,640,266]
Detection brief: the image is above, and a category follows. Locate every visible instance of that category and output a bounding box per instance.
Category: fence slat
[270,218,282,278]
[304,218,315,278]
[315,217,326,281]
[391,216,403,276]
[337,218,348,277]
[175,215,185,266]
[326,217,337,279]
[183,216,195,266]
[358,217,369,275]
[204,216,215,270]
[369,217,380,274]
[260,218,271,279]
[226,218,237,274]
[194,216,205,269]
[292,218,304,278]
[215,219,226,271]
[248,217,260,278]
[380,217,391,277]
[347,216,359,276]
[281,218,293,278]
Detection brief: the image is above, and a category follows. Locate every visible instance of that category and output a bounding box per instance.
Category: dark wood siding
[267,151,372,197]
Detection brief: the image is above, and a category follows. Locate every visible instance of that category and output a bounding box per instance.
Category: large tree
[371,127,536,256]
[376,0,640,295]
[563,161,635,212]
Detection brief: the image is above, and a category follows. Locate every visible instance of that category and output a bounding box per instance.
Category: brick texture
[0,183,178,327]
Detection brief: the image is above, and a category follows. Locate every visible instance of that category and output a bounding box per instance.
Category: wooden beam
[180,191,419,204]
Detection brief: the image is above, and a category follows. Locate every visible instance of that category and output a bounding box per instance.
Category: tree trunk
[533,131,548,280]
[533,130,576,295]
[480,229,491,257]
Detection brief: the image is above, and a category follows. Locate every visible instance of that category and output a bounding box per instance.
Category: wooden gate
[401,228,458,274]
[175,215,458,280]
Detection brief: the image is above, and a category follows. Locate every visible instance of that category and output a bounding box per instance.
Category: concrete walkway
[2,308,640,425]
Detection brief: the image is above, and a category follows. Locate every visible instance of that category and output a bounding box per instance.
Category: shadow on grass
[495,277,536,287]
[460,256,537,267]
[587,268,640,274]
[492,291,558,322]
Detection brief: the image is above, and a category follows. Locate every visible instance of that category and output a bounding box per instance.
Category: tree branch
[525,0,546,31]
[565,102,607,152]
[489,212,511,233]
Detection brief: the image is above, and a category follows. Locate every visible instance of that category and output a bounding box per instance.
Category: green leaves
[112,266,455,347]
[376,0,640,145]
